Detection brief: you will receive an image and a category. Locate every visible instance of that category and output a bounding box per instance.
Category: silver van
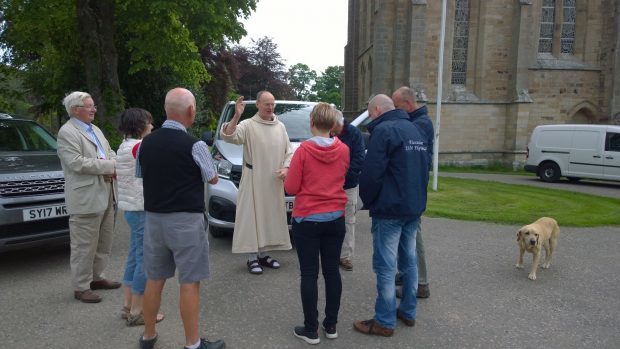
[524,124,620,182]
[202,100,318,237]
[0,116,69,252]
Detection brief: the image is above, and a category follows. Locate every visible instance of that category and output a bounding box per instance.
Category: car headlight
[212,146,232,179]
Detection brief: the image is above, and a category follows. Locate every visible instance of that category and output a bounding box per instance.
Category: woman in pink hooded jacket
[284,103,350,344]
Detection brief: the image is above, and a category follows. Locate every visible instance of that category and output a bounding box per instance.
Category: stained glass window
[561,0,576,53]
[538,0,555,53]
[451,0,470,85]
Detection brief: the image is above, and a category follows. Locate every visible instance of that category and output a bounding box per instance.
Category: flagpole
[433,0,448,191]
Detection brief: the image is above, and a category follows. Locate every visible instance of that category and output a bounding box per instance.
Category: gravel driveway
[0,173,618,348]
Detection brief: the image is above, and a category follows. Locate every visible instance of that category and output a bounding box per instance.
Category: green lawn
[438,163,533,175]
[425,177,620,227]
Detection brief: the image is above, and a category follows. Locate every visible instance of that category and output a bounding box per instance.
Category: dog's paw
[528,273,537,280]
[515,263,524,269]
[542,263,551,269]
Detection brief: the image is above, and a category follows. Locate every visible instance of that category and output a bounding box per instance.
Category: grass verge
[438,162,532,175]
[425,177,620,227]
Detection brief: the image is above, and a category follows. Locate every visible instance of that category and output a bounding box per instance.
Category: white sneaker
[322,324,338,339]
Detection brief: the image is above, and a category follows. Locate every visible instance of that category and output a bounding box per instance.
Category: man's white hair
[63,91,92,115]
[334,108,345,125]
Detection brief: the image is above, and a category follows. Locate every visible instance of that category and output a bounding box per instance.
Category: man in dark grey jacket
[393,86,434,299]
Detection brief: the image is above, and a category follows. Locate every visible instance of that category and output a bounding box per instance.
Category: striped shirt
[136,120,217,182]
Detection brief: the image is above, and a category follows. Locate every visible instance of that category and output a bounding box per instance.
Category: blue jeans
[372,217,419,328]
[122,211,146,295]
[292,217,346,332]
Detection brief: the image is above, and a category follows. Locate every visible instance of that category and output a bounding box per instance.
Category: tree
[77,0,123,127]
[311,65,344,109]
[0,64,29,114]
[200,45,239,129]
[0,0,83,117]
[233,37,293,100]
[0,0,256,142]
[288,63,317,101]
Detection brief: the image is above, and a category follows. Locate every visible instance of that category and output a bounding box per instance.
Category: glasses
[76,105,97,110]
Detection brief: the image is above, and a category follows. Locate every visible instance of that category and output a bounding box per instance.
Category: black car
[0,114,69,252]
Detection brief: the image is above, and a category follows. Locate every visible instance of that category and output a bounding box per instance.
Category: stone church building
[343,0,620,165]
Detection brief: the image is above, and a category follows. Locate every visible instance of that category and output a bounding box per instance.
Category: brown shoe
[339,258,353,271]
[417,284,430,298]
[90,279,122,290]
[397,310,415,327]
[353,319,394,337]
[74,289,102,303]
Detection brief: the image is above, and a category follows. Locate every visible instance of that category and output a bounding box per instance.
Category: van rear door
[567,129,603,177]
[603,130,620,180]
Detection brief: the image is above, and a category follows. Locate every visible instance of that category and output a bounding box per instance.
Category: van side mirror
[202,131,214,146]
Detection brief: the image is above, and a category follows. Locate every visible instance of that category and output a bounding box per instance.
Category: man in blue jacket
[353,94,429,337]
[392,86,434,298]
[331,109,365,271]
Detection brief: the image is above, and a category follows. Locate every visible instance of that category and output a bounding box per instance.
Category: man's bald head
[368,94,395,119]
[256,90,275,120]
[165,88,196,127]
[392,86,418,113]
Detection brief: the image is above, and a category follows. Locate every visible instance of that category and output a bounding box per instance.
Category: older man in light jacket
[57,91,120,304]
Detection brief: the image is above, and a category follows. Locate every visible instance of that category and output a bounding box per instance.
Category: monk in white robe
[220,91,293,274]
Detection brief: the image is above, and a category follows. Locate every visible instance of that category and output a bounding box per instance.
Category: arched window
[538,0,576,55]
[560,0,576,54]
[367,57,373,99]
[451,0,470,85]
[538,0,555,53]
[360,62,366,109]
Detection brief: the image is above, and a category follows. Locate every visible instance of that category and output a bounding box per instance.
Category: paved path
[438,172,620,199]
[1,213,619,348]
[1,172,618,348]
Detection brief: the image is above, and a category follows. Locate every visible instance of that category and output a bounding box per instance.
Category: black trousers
[292,217,346,331]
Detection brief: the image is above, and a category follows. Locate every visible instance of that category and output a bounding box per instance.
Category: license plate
[285,199,294,212]
[23,204,68,222]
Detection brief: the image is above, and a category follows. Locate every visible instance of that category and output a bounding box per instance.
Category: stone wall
[528,69,603,127]
[423,102,526,165]
[343,0,617,165]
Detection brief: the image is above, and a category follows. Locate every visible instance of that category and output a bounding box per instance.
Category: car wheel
[539,162,561,182]
[567,176,581,182]
[209,225,229,238]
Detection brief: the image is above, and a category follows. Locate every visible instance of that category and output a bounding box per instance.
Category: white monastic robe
[221,114,293,253]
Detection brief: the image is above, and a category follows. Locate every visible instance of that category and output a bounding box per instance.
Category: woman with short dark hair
[116,108,163,326]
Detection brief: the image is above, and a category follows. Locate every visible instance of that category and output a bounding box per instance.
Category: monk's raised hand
[234,96,245,117]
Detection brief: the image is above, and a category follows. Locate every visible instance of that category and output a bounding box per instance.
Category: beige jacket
[57,118,116,215]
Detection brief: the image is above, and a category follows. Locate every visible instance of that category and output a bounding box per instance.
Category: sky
[239,0,348,74]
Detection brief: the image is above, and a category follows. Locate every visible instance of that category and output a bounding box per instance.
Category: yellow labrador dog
[515,217,560,280]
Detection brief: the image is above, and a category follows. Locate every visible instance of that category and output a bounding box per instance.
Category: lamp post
[432,0,448,191]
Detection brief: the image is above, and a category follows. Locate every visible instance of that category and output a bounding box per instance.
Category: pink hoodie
[284,137,350,218]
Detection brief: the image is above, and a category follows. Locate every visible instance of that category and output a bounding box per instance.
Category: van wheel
[209,225,228,238]
[539,162,561,182]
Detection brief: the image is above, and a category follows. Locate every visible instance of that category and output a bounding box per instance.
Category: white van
[524,124,620,182]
